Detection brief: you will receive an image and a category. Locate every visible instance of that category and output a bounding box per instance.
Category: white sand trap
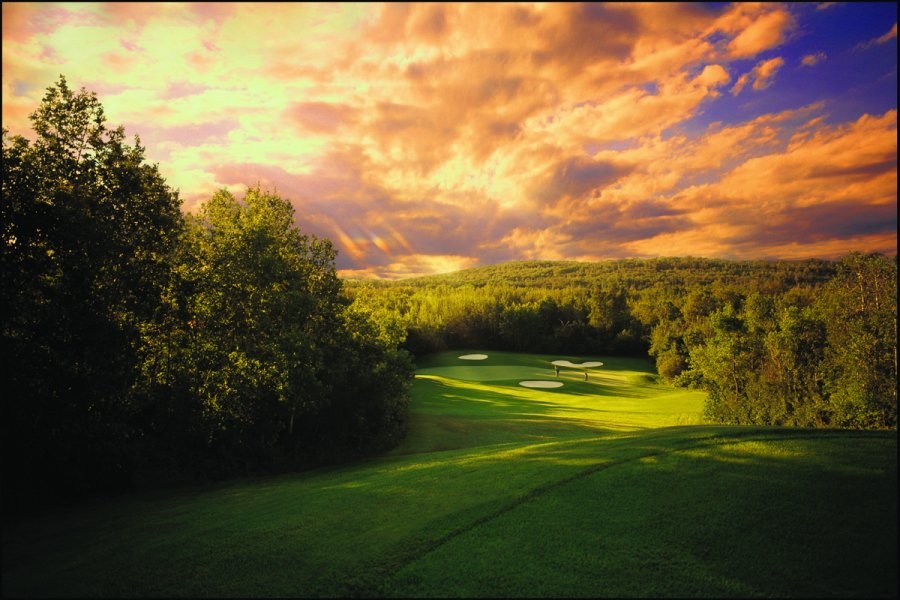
[552,360,604,368]
[458,353,488,360]
[519,380,564,388]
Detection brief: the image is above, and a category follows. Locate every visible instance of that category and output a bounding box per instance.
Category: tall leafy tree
[762,304,829,426]
[1,76,183,512]
[817,253,897,428]
[147,187,412,473]
[690,307,767,424]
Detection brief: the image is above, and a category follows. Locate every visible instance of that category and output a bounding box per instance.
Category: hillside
[3,351,895,597]
[344,253,896,431]
[343,256,838,290]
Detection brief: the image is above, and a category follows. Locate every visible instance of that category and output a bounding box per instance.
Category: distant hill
[342,253,896,430]
[344,256,838,291]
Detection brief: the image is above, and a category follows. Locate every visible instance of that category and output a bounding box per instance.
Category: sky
[2,2,897,279]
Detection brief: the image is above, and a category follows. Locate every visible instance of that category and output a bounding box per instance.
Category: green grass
[2,350,896,597]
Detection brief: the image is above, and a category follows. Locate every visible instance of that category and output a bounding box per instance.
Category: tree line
[346,254,897,430]
[2,77,413,517]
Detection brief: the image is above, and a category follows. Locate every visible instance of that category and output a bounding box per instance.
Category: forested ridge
[352,257,837,290]
[346,253,897,430]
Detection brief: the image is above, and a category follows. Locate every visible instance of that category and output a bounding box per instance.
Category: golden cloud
[2,2,895,278]
[731,56,785,94]
[721,5,793,59]
[801,51,827,67]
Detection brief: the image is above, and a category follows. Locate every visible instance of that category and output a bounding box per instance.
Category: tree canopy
[2,77,413,516]
[346,254,897,430]
[2,76,184,510]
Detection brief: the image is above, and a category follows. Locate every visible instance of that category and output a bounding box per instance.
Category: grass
[2,350,896,597]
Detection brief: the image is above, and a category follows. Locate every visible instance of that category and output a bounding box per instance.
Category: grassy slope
[2,351,896,597]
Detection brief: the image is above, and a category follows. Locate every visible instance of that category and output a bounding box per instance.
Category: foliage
[346,254,896,430]
[138,186,413,476]
[2,78,413,515]
[2,352,895,597]
[2,76,184,512]
[686,253,896,429]
[817,252,897,428]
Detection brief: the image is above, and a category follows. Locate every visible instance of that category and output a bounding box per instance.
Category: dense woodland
[345,254,897,431]
[2,78,412,516]
[2,77,897,518]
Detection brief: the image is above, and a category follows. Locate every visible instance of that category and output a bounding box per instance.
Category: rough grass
[2,350,896,597]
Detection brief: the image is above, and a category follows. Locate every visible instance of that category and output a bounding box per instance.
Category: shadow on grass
[376,427,898,598]
[2,423,894,598]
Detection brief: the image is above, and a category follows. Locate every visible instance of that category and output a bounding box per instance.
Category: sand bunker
[458,354,488,360]
[519,380,564,388]
[551,360,604,368]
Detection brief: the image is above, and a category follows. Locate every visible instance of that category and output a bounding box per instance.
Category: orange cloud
[286,102,357,134]
[1,3,38,44]
[856,22,897,50]
[644,110,898,259]
[751,56,785,90]
[722,5,794,59]
[2,2,894,278]
[732,56,785,94]
[801,51,827,67]
[877,22,898,43]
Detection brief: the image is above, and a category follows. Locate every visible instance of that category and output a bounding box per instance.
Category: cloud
[731,56,785,94]
[801,51,826,67]
[877,22,898,44]
[659,110,898,259]
[162,81,208,100]
[722,6,793,59]
[566,105,897,261]
[285,102,357,134]
[557,198,692,249]
[731,73,751,96]
[1,2,74,44]
[2,2,895,277]
[855,22,897,50]
[530,156,632,206]
[751,56,785,90]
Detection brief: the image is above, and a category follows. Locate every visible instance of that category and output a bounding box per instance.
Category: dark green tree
[145,186,412,474]
[817,253,897,428]
[1,76,183,513]
[690,307,767,424]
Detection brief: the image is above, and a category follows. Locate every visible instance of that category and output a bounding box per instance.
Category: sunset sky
[2,2,897,278]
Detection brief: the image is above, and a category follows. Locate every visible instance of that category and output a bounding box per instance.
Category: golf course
[2,350,896,597]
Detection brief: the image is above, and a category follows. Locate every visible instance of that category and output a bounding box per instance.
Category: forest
[2,77,413,516]
[345,253,897,431]
[2,77,897,518]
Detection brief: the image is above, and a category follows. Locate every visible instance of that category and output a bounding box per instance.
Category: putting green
[410,351,707,432]
[417,364,552,381]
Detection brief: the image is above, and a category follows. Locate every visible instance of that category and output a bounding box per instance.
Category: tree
[313,305,413,460]
[1,76,184,514]
[690,307,768,424]
[589,281,636,352]
[817,253,897,428]
[145,186,413,474]
[763,304,828,426]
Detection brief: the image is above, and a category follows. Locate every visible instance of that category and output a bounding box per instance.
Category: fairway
[2,351,896,598]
